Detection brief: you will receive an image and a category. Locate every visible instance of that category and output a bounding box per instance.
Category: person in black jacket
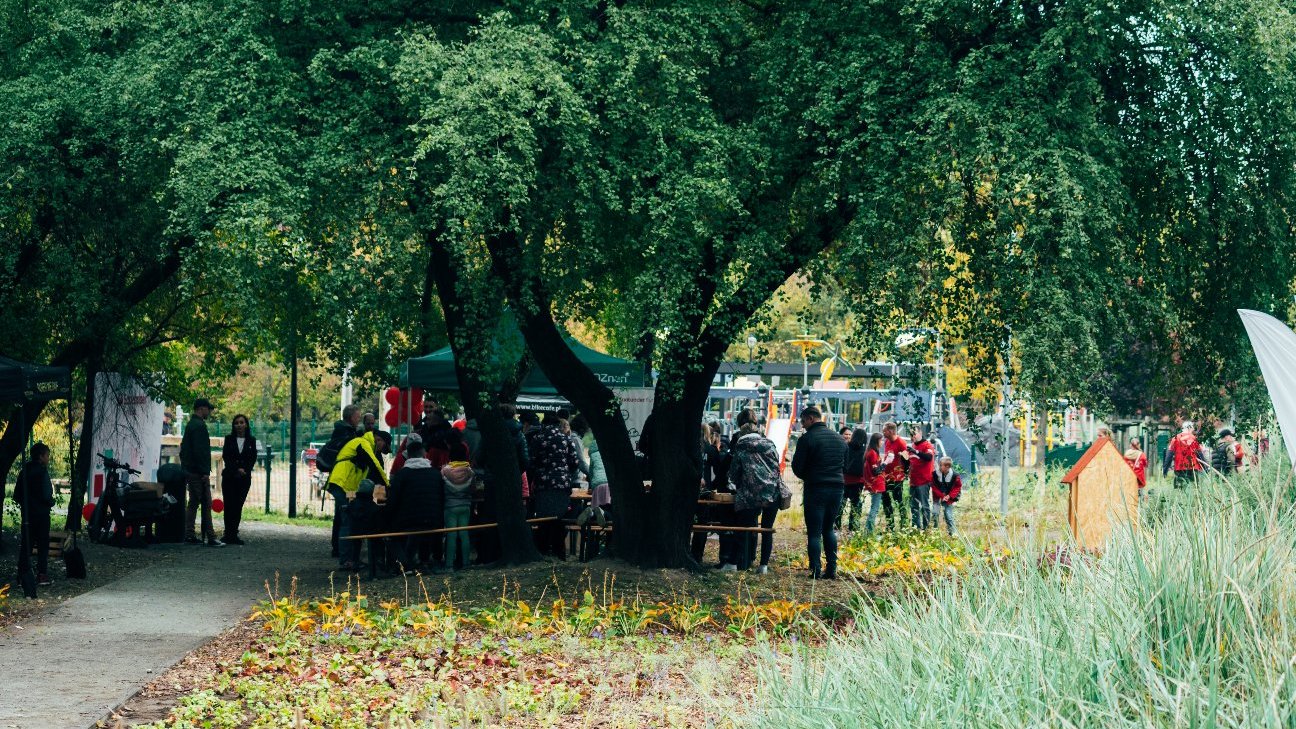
[385,438,444,570]
[220,414,257,545]
[16,442,55,586]
[790,407,847,579]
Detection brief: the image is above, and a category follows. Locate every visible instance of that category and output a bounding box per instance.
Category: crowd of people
[697,407,964,580]
[1125,420,1260,498]
[307,401,614,572]
[163,396,1263,581]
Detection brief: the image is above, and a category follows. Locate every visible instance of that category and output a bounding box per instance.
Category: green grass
[241,508,333,530]
[750,455,1296,728]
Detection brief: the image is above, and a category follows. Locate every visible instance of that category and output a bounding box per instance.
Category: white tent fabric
[1239,309,1296,470]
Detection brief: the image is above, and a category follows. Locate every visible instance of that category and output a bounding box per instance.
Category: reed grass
[752,455,1296,728]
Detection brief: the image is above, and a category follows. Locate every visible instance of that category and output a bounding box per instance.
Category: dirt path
[0,521,334,729]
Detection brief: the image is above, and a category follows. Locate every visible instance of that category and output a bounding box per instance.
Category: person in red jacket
[1123,438,1148,502]
[1163,421,1206,489]
[931,457,962,535]
[906,426,937,530]
[881,422,908,530]
[862,433,889,532]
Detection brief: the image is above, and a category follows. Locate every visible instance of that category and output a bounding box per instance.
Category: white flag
[1238,309,1296,470]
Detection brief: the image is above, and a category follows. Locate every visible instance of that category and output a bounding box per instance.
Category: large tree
[410,0,1296,566]
[0,0,305,527]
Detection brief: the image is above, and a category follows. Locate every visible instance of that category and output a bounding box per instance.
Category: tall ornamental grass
[753,456,1296,728]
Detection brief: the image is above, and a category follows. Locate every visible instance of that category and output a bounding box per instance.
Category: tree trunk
[460,396,539,565]
[639,397,706,567]
[484,231,650,562]
[65,354,103,533]
[426,231,540,565]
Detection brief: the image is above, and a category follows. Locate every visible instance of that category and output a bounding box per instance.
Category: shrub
[751,455,1296,728]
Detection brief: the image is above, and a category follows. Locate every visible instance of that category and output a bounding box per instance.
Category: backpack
[1211,443,1235,474]
[317,432,353,473]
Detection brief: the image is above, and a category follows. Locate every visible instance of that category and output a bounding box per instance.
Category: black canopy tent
[1,354,73,597]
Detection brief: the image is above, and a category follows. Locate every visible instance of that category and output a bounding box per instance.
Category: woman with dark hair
[863,432,889,532]
[220,414,258,545]
[840,427,869,532]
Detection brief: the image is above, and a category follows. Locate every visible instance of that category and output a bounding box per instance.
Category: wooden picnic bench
[341,516,558,577]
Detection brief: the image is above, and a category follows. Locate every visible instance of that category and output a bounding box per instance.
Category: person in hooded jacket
[385,436,443,569]
[327,429,391,570]
[441,441,476,569]
[528,416,579,558]
[1164,421,1207,488]
[728,410,782,572]
[322,404,362,557]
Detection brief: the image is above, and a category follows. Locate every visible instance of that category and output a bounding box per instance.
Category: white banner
[1239,309,1296,470]
[612,387,655,447]
[89,373,165,502]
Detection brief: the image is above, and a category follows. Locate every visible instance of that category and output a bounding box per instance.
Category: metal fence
[196,420,417,518]
[209,454,331,518]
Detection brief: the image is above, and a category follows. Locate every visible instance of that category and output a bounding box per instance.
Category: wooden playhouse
[1061,436,1139,550]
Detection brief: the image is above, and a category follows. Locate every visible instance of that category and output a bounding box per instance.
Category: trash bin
[156,463,187,543]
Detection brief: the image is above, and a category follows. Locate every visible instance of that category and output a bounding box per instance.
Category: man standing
[16,443,55,585]
[1164,421,1206,488]
[906,425,936,529]
[791,406,847,579]
[320,404,362,557]
[181,397,222,546]
[880,422,908,530]
[327,429,392,570]
[1211,429,1238,476]
[361,412,377,433]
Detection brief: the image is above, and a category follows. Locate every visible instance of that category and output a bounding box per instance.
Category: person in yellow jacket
[327,430,391,570]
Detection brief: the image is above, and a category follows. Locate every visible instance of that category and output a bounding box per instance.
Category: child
[931,457,962,536]
[441,442,476,570]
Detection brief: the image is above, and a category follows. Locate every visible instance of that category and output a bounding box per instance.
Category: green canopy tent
[400,336,644,394]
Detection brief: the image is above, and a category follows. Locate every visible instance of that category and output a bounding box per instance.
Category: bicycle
[88,453,139,544]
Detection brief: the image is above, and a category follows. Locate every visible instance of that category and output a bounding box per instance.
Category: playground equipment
[706,383,977,473]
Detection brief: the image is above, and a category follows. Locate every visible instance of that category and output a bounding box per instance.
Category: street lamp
[746,335,757,364]
[785,333,827,388]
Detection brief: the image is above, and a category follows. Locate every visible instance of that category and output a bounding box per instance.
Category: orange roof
[1060,437,1114,484]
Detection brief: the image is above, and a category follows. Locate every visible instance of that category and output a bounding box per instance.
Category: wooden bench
[691,525,775,570]
[561,523,776,563]
[341,517,558,577]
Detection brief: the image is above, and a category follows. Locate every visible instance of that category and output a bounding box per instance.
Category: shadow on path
[0,521,335,729]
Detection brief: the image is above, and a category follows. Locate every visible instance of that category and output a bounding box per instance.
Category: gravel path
[0,520,334,729]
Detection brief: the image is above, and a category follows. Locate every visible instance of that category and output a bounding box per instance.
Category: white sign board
[612,387,655,448]
[89,373,165,501]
